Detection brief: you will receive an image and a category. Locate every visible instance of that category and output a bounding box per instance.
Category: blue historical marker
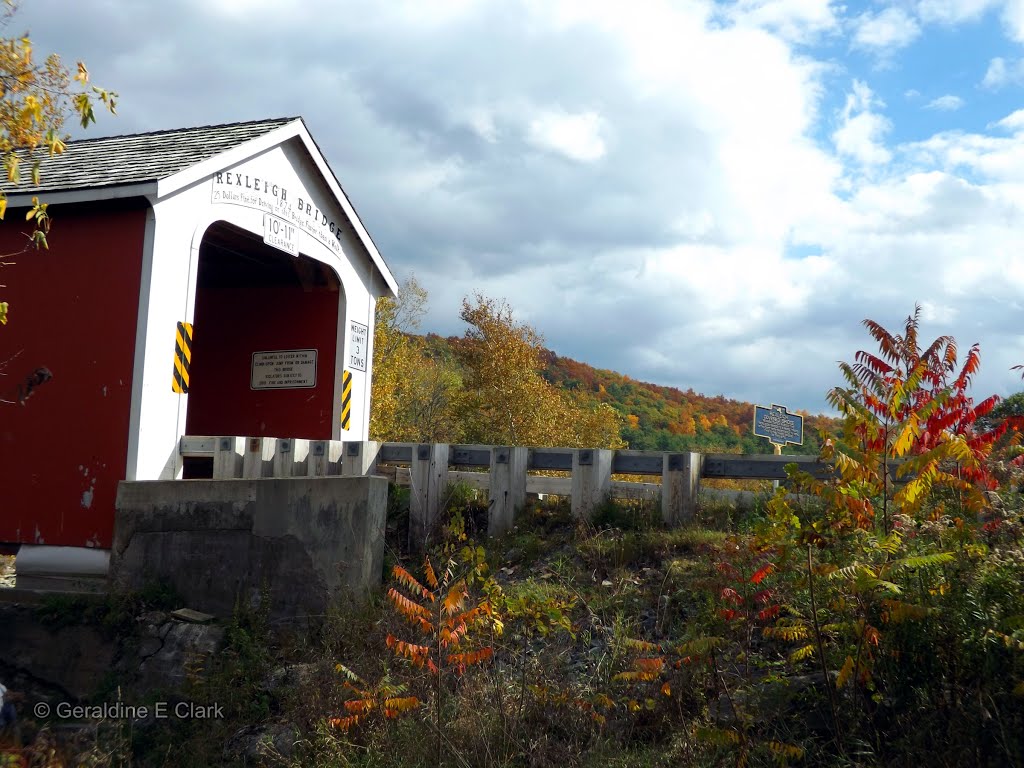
[753,404,804,448]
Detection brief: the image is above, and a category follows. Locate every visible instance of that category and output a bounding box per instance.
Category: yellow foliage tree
[369,275,464,442]
[0,1,116,325]
[455,294,623,448]
[371,285,624,448]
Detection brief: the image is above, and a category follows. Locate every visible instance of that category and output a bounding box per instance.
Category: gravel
[0,554,15,588]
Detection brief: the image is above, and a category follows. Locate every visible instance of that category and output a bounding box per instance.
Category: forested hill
[419,333,836,455]
[541,351,836,455]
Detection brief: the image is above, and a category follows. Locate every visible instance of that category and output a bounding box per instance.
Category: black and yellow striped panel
[172,321,193,394]
[340,369,352,430]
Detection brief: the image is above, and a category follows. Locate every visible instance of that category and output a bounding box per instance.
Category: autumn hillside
[542,351,838,455]
[418,332,837,455]
[371,281,837,453]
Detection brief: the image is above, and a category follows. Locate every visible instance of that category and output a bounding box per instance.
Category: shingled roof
[0,117,299,194]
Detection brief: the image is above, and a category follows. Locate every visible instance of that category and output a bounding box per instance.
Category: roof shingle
[0,117,299,194]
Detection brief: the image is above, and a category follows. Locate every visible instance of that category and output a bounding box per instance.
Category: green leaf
[788,644,816,663]
[877,529,903,555]
[890,552,955,573]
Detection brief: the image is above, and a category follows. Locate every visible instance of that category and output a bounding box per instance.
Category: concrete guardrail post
[213,436,244,479]
[290,439,311,476]
[662,452,703,526]
[273,438,295,477]
[307,440,344,476]
[243,437,275,478]
[410,443,449,549]
[488,446,528,537]
[571,448,612,520]
[343,441,381,477]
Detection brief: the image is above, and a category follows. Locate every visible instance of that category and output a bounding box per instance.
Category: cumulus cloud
[925,94,966,110]
[916,0,999,24]
[832,81,892,166]
[993,108,1024,131]
[526,109,607,162]
[905,129,1024,180]
[981,56,1024,88]
[852,7,922,52]
[723,0,841,43]
[11,0,1024,412]
[983,57,1009,87]
[456,107,500,143]
[1002,0,1024,41]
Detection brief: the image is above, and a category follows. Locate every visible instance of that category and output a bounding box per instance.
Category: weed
[591,496,660,532]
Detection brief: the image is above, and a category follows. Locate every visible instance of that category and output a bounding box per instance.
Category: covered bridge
[0,117,397,552]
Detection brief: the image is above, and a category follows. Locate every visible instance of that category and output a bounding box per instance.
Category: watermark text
[33,701,223,720]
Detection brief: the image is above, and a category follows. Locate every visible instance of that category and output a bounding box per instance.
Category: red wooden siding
[0,199,149,548]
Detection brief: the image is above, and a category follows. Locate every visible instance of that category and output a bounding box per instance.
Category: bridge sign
[753,404,804,447]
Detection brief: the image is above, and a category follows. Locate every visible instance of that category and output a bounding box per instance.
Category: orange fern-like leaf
[423,557,439,589]
[439,623,465,648]
[329,714,366,732]
[634,657,664,674]
[383,696,420,717]
[447,647,493,668]
[749,562,775,584]
[758,605,781,621]
[443,581,468,616]
[836,655,855,689]
[614,657,664,682]
[386,634,432,667]
[392,565,432,601]
[343,698,376,715]
[387,588,434,629]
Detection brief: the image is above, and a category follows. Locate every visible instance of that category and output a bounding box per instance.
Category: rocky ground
[0,555,14,588]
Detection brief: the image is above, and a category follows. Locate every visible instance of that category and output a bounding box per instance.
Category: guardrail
[179,437,831,545]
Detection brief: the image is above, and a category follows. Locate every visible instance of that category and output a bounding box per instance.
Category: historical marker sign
[753,403,804,447]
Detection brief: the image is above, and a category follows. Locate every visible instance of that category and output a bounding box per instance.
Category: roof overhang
[4,182,157,208]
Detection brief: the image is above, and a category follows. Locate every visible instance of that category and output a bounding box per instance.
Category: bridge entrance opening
[183,221,343,477]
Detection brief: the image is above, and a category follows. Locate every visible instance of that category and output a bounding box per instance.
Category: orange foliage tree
[332,533,502,764]
[825,304,1018,529]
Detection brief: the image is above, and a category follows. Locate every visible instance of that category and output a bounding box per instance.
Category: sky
[14,0,1024,414]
